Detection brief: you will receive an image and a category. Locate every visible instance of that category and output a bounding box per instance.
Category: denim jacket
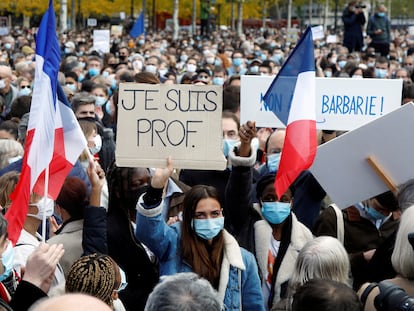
[136,198,265,311]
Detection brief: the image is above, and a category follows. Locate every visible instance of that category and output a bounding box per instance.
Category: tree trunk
[173,0,179,40]
[192,0,196,35]
[237,0,243,37]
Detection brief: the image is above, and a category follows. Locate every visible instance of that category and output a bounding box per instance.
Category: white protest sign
[311,25,324,40]
[310,103,414,209]
[326,34,338,43]
[93,29,110,53]
[116,83,227,170]
[240,76,402,131]
[87,18,97,27]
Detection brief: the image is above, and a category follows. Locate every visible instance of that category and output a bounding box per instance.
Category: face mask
[222,139,239,158]
[159,68,168,77]
[0,79,5,89]
[138,39,145,45]
[212,77,224,86]
[367,61,375,68]
[261,201,291,225]
[77,51,84,57]
[133,60,143,71]
[233,57,243,67]
[191,217,224,240]
[4,43,11,50]
[0,242,13,282]
[28,197,55,220]
[94,96,107,107]
[250,65,259,73]
[186,64,197,73]
[90,134,102,155]
[88,68,100,77]
[366,206,388,221]
[377,12,385,17]
[324,71,332,78]
[330,57,337,64]
[79,61,86,69]
[338,60,347,69]
[267,153,281,173]
[180,54,188,62]
[352,74,363,79]
[65,83,77,92]
[78,73,85,82]
[111,79,118,90]
[105,101,113,115]
[272,54,283,64]
[145,64,157,74]
[102,71,109,78]
[206,57,215,65]
[375,68,387,78]
[18,88,31,97]
[64,47,72,54]
[214,59,222,67]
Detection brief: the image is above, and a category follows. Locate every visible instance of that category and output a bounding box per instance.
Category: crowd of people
[0,1,414,310]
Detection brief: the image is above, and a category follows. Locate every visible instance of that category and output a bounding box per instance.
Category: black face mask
[123,185,149,210]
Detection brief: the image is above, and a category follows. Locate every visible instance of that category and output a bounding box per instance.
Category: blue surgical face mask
[18,87,31,97]
[88,68,100,77]
[222,139,239,158]
[212,77,224,86]
[65,83,77,92]
[78,73,85,82]
[64,47,72,54]
[261,201,291,225]
[94,95,107,106]
[105,101,113,115]
[267,153,281,173]
[79,61,86,69]
[366,206,388,221]
[250,65,259,73]
[377,12,385,17]
[0,242,13,282]
[4,43,11,50]
[324,71,332,78]
[138,39,145,45]
[191,217,224,240]
[233,57,243,67]
[338,60,347,69]
[375,68,387,78]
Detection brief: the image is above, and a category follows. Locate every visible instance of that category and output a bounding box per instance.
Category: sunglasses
[21,85,31,89]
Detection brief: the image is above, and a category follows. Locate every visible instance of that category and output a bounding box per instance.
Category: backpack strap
[360,282,378,308]
[330,204,344,244]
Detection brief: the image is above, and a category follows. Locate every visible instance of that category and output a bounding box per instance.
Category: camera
[355,3,366,8]
[374,281,414,311]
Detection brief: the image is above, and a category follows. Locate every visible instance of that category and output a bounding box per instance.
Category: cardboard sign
[116,83,227,170]
[310,103,414,209]
[93,30,110,53]
[0,17,9,36]
[311,25,324,40]
[240,76,402,131]
[111,25,123,37]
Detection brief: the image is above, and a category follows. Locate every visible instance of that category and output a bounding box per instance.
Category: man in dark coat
[342,1,366,52]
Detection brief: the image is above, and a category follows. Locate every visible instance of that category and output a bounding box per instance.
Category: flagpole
[42,166,50,242]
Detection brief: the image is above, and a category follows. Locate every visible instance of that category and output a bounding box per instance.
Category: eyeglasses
[198,75,209,79]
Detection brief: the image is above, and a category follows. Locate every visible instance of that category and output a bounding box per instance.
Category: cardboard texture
[310,103,414,208]
[116,83,227,170]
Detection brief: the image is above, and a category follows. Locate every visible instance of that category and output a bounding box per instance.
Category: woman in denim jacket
[135,157,264,311]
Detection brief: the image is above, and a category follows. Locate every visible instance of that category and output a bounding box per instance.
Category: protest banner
[311,25,324,40]
[240,76,402,131]
[116,83,227,170]
[93,29,110,53]
[310,103,414,209]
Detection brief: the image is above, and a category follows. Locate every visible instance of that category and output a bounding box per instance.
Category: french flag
[6,0,87,245]
[263,27,317,199]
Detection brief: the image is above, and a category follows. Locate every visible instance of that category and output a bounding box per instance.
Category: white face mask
[0,79,5,89]
[89,134,102,155]
[186,64,197,73]
[28,197,54,220]
[145,65,157,74]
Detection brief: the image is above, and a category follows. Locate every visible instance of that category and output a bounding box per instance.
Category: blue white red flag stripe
[263,27,317,199]
[6,0,87,245]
